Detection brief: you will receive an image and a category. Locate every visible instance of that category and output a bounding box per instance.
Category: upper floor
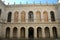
[0,0,60,23]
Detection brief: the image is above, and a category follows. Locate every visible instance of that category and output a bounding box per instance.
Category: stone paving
[0,38,60,40]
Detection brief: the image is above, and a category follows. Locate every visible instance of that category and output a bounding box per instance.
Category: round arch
[43,11,48,22]
[28,11,34,22]
[52,27,58,38]
[45,27,50,38]
[50,11,55,21]
[36,11,41,22]
[7,12,12,22]
[13,27,17,38]
[21,11,26,22]
[37,27,42,38]
[6,27,10,38]
[28,27,34,38]
[14,11,19,22]
[20,27,25,38]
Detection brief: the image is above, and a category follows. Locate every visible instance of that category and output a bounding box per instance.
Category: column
[57,26,60,38]
[11,13,14,23]
[10,28,13,38]
[34,28,37,38]
[48,11,51,22]
[0,25,2,37]
[17,28,20,38]
[26,12,28,23]
[3,28,6,38]
[50,27,53,38]
[19,13,21,23]
[25,28,28,39]
[34,12,36,22]
[42,28,45,38]
[41,11,44,22]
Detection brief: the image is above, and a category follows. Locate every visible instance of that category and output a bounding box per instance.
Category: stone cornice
[1,22,60,24]
[5,4,57,7]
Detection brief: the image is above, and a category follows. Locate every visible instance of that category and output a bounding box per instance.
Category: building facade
[0,0,60,39]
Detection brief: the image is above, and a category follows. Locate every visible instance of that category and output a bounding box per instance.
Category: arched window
[37,27,42,38]
[45,27,50,38]
[0,9,1,17]
[14,11,19,22]
[36,11,41,22]
[52,27,58,38]
[6,27,10,38]
[7,12,12,22]
[20,27,25,38]
[28,11,34,22]
[50,11,55,21]
[43,11,48,22]
[13,27,17,38]
[21,11,26,22]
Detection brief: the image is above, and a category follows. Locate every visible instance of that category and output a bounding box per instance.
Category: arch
[43,11,48,22]
[21,11,26,22]
[13,27,17,38]
[20,27,25,38]
[36,11,41,22]
[52,27,58,38]
[14,11,19,22]
[28,27,34,38]
[6,27,10,38]
[45,27,50,38]
[0,9,1,17]
[37,27,42,38]
[7,12,12,22]
[50,11,55,21]
[28,11,34,22]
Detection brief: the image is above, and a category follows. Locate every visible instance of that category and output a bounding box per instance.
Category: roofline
[5,4,57,7]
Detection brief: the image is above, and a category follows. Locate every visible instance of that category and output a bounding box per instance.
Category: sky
[2,0,58,5]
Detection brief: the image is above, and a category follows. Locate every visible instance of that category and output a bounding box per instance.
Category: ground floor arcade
[5,26,58,39]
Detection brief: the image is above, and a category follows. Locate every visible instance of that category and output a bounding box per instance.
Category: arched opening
[50,11,55,21]
[28,11,34,22]
[7,12,12,22]
[0,9,1,17]
[28,27,34,38]
[6,27,10,38]
[43,11,48,22]
[13,27,17,38]
[52,27,58,38]
[20,27,25,38]
[36,11,41,22]
[14,11,19,22]
[21,11,26,22]
[45,27,50,38]
[37,27,42,38]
